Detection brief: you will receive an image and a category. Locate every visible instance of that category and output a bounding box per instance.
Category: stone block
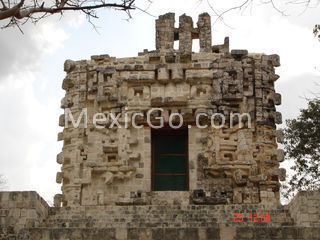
[231,49,248,59]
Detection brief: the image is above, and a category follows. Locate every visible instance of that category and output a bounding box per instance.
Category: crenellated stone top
[156,13,212,53]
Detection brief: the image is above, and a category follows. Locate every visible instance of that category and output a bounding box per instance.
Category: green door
[152,128,188,191]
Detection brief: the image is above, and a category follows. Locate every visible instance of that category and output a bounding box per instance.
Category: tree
[313,24,320,39]
[0,0,136,29]
[282,98,320,199]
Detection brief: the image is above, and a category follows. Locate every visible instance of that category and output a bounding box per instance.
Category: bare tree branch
[0,0,8,9]
[206,0,235,29]
[261,0,287,15]
[0,0,137,28]
[0,0,24,20]
[204,0,317,27]
[211,0,253,26]
[205,0,320,41]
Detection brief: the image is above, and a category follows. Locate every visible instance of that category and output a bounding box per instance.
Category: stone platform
[1,191,320,239]
[19,226,320,240]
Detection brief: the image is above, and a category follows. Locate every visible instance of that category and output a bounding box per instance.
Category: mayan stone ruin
[56,12,284,207]
[1,12,320,240]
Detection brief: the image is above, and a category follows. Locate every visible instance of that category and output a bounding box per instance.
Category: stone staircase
[4,204,320,239]
[24,226,320,240]
[3,191,320,240]
[11,204,303,240]
[42,204,294,229]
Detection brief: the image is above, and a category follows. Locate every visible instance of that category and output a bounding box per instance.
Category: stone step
[15,226,320,240]
[41,205,294,229]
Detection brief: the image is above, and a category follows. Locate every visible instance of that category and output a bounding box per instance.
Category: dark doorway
[151,128,189,191]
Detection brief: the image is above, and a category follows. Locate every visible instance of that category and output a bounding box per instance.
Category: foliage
[282,98,320,198]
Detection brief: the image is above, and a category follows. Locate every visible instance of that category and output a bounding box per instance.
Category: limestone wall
[0,191,49,237]
[287,190,320,227]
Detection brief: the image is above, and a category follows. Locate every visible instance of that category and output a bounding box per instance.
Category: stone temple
[1,13,320,240]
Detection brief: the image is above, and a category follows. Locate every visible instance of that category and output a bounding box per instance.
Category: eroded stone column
[198,13,212,53]
[179,14,193,54]
[155,13,175,52]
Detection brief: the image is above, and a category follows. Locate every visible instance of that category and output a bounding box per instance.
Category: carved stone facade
[56,12,285,207]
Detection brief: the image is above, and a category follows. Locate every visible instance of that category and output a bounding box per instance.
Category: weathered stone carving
[57,12,283,207]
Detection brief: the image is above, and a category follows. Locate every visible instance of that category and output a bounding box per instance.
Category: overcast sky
[0,0,319,203]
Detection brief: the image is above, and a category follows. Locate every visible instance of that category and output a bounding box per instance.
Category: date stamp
[232,213,271,223]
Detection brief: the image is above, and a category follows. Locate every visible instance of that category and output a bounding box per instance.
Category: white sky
[0,0,319,203]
